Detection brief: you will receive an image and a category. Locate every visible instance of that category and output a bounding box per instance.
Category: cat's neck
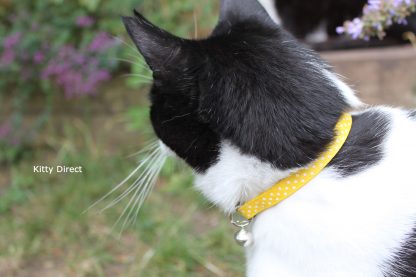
[194,141,298,213]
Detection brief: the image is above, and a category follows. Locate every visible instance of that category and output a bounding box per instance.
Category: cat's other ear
[122,10,185,73]
[217,0,275,27]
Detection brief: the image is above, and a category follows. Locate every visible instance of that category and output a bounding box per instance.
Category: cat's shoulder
[329,106,416,177]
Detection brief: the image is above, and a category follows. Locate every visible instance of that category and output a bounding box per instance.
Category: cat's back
[248,106,416,277]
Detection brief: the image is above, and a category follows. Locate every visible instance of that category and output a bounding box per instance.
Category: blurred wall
[323,45,416,108]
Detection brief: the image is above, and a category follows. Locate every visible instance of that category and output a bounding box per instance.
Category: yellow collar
[238,113,353,220]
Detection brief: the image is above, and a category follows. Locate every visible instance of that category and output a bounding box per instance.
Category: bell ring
[230,211,253,247]
[234,227,253,247]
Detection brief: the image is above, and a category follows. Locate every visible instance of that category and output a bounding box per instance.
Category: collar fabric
[238,113,353,220]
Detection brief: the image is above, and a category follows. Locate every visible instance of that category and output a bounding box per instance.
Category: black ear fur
[216,0,276,29]
[121,10,185,73]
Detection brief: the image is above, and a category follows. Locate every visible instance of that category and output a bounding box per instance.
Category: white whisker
[133,157,166,225]
[126,141,159,158]
[112,36,141,56]
[131,155,165,222]
[119,154,165,232]
[84,142,160,213]
[122,73,153,81]
[125,52,145,63]
[114,58,151,70]
[87,138,167,234]
[114,152,164,233]
[101,149,162,213]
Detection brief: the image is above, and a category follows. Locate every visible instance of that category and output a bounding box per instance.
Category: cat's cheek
[158,140,176,157]
[193,142,291,214]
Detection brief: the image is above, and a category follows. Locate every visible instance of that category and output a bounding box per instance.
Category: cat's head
[122,0,361,173]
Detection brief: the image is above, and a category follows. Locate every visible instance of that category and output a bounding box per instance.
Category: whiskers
[85,140,167,234]
[109,35,153,85]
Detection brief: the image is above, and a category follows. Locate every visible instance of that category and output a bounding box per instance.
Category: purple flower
[0,121,11,139]
[39,33,117,98]
[393,0,416,7]
[347,18,364,39]
[88,32,115,52]
[76,16,95,27]
[10,137,21,146]
[0,49,15,66]
[393,0,403,6]
[393,0,414,6]
[33,51,44,64]
[336,26,345,34]
[364,0,382,14]
[373,22,383,31]
[397,18,408,25]
[3,32,21,49]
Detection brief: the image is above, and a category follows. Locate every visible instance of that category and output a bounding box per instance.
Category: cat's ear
[217,0,275,26]
[122,10,185,73]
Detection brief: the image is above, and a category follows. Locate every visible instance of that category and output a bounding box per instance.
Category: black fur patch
[150,88,221,173]
[123,2,351,172]
[329,110,390,176]
[200,22,348,169]
[409,110,416,120]
[385,229,416,277]
[123,11,221,173]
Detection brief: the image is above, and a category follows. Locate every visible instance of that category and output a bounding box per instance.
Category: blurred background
[0,0,415,276]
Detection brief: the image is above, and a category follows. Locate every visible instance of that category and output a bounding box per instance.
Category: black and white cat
[122,0,416,275]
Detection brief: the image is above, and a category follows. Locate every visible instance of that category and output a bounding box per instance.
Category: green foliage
[0,0,130,163]
[0,122,243,276]
[126,105,152,135]
[0,1,236,275]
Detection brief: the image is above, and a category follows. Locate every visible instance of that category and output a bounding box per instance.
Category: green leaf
[78,0,101,11]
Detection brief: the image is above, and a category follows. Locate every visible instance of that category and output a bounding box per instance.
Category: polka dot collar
[238,113,353,220]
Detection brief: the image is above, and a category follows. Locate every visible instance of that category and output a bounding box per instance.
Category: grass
[0,1,243,275]
[0,114,244,276]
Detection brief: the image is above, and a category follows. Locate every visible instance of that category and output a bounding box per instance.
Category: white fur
[195,107,416,276]
[323,69,363,108]
[304,62,363,109]
[258,0,281,25]
[195,142,295,214]
[159,140,175,157]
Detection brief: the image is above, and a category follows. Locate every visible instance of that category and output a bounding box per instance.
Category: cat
[122,0,416,276]
[261,0,416,50]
